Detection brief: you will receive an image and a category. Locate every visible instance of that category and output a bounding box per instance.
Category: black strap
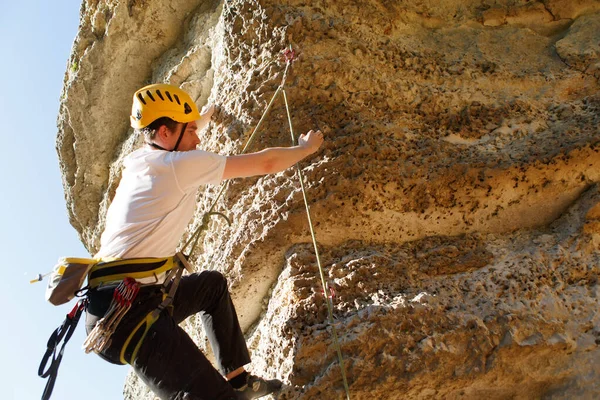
[121,252,187,364]
[88,258,170,282]
[146,142,167,151]
[172,123,187,151]
[38,300,86,400]
[154,253,186,317]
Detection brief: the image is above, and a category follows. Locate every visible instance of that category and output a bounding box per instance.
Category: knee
[204,270,229,293]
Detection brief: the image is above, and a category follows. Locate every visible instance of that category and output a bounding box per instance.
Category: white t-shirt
[96,146,227,259]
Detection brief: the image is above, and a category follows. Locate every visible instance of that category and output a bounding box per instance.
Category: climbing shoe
[234,374,283,399]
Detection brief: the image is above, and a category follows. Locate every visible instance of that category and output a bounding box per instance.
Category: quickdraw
[83,277,141,354]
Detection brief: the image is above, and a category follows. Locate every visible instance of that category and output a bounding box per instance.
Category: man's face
[168,121,200,151]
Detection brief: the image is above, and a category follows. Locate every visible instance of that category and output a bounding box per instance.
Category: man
[86,83,324,399]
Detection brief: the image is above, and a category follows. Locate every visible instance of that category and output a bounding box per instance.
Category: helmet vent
[137,93,147,105]
[146,90,155,102]
[156,90,165,101]
[174,94,181,105]
[184,103,192,114]
[165,91,173,102]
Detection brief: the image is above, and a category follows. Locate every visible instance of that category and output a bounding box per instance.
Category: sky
[0,2,129,399]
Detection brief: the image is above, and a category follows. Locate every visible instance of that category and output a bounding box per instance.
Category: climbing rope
[281,54,352,400]
[186,45,351,399]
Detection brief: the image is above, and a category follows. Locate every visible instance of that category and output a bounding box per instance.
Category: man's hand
[298,130,324,154]
[200,104,215,119]
[197,104,216,131]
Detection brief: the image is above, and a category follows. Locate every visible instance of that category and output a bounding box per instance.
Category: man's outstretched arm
[222,130,324,180]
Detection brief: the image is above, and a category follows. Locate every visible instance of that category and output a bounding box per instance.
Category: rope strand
[283,88,351,400]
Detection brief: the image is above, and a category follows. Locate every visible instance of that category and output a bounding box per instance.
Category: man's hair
[137,117,180,141]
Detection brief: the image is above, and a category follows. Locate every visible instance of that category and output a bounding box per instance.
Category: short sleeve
[167,150,227,192]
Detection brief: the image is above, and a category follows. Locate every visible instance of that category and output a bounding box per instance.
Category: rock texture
[58,0,600,399]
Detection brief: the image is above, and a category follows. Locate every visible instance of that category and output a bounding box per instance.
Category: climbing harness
[34,189,228,399]
[83,252,191,364]
[40,256,176,306]
[35,255,181,399]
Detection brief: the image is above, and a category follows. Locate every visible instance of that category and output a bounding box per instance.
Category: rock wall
[58,0,600,398]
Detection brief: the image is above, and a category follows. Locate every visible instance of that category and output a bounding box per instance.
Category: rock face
[58,0,600,399]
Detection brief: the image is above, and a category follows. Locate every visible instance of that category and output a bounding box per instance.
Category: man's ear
[156,124,173,140]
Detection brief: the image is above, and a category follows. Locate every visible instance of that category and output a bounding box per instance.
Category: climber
[86,83,324,400]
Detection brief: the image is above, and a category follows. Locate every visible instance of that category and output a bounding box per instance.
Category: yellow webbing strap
[62,257,97,264]
[88,257,174,288]
[55,257,97,278]
[118,254,186,365]
[119,301,163,365]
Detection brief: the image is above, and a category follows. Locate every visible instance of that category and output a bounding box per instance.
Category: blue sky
[0,2,128,399]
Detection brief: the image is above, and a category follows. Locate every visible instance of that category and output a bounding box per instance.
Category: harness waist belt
[88,257,175,288]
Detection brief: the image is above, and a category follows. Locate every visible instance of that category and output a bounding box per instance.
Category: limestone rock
[555,13,600,77]
[545,0,600,20]
[58,0,600,399]
[584,201,600,234]
[482,8,507,27]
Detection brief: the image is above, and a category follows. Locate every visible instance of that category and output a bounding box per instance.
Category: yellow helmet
[130,83,201,129]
